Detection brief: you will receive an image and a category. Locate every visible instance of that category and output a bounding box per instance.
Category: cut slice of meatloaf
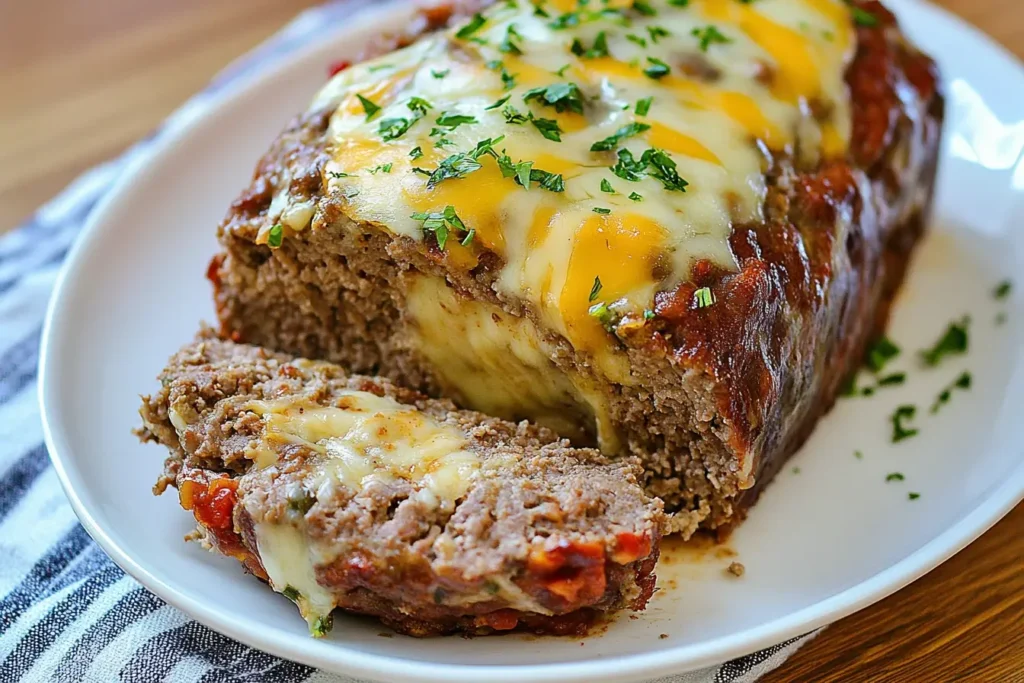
[208,0,943,535]
[138,334,664,637]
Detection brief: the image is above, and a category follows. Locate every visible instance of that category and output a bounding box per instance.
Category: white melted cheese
[405,274,619,448]
[253,521,337,631]
[244,391,480,506]
[309,0,856,368]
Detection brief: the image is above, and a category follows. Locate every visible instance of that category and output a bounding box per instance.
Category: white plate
[39,1,1024,681]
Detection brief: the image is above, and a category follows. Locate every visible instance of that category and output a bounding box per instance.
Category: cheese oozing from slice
[308,0,856,374]
[245,390,480,506]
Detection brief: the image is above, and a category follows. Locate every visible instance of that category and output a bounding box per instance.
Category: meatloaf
[138,334,664,637]
[208,0,943,535]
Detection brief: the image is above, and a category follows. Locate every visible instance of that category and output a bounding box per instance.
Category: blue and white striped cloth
[0,3,818,681]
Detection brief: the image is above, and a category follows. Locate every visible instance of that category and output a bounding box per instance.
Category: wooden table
[1,0,1021,680]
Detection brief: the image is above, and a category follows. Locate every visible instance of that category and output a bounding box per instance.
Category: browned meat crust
[207,0,943,536]
[138,334,663,637]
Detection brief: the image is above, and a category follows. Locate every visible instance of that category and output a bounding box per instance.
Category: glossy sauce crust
[643,2,942,469]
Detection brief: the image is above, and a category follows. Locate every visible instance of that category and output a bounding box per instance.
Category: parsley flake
[694,286,715,308]
[435,112,478,129]
[523,82,585,114]
[356,94,381,121]
[865,336,900,372]
[908,492,921,500]
[267,224,283,248]
[890,404,919,443]
[920,318,969,367]
[590,122,651,152]
[600,178,615,193]
[530,114,564,141]
[455,13,487,39]
[500,24,524,55]
[282,585,301,601]
[886,472,905,482]
[431,68,450,79]
[994,280,1012,299]
[589,276,603,302]
[311,614,334,638]
[643,57,671,79]
[692,25,731,51]
[593,207,612,215]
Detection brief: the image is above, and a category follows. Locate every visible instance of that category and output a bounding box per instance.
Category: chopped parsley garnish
[327,171,350,179]
[379,117,415,141]
[629,191,644,201]
[588,302,615,328]
[530,115,564,141]
[500,24,524,55]
[410,205,473,250]
[692,25,731,51]
[282,585,301,601]
[865,336,900,372]
[600,179,615,193]
[502,104,529,124]
[647,25,670,43]
[643,148,689,191]
[368,163,393,174]
[407,97,433,116]
[435,112,478,129]
[523,82,585,114]
[849,6,878,27]
[311,614,334,638]
[877,372,906,387]
[626,33,647,48]
[643,309,656,320]
[431,68,450,79]
[994,280,1012,299]
[423,152,482,188]
[694,286,715,308]
[501,68,518,90]
[920,318,969,366]
[886,472,905,482]
[668,0,689,5]
[267,224,283,248]
[908,492,921,500]
[549,12,581,30]
[554,63,572,76]
[632,1,657,16]
[486,95,511,110]
[930,371,971,413]
[409,146,423,160]
[854,450,864,459]
[356,94,381,121]
[593,207,612,215]
[572,31,609,59]
[491,148,565,193]
[590,122,651,152]
[589,276,603,302]
[890,404,919,443]
[455,13,487,39]
[643,57,671,79]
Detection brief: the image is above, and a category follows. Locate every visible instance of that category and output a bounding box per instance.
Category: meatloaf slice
[138,334,664,637]
[209,0,943,536]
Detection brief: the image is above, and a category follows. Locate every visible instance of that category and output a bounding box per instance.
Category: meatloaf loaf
[138,334,663,637]
[208,0,943,535]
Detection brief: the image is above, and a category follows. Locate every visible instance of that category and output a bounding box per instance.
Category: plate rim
[37,1,1024,681]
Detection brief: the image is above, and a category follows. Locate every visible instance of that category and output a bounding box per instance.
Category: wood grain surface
[1,1,1021,680]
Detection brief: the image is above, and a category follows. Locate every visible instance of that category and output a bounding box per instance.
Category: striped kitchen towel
[0,2,819,681]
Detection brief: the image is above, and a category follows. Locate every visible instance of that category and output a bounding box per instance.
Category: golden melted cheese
[308,0,856,373]
[405,275,619,448]
[245,392,480,505]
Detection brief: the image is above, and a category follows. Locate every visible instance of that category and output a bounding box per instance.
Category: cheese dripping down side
[244,390,481,633]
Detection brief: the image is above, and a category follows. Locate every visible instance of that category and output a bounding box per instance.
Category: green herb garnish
[431,68,450,79]
[692,25,730,51]
[890,404,919,443]
[455,13,487,39]
[600,179,615,193]
[311,613,334,638]
[694,286,715,308]
[994,280,1012,299]
[435,112,478,129]
[908,492,920,500]
[643,57,671,79]
[267,224,283,248]
[282,585,301,601]
[409,146,423,160]
[886,472,905,482]
[500,24,524,55]
[523,82,585,114]
[920,318,969,366]
[593,207,612,215]
[589,276,603,302]
[530,115,564,141]
[930,371,972,413]
[356,94,381,120]
[865,336,900,372]
[590,122,651,152]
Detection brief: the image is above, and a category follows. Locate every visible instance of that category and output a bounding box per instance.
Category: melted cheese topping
[254,521,337,631]
[311,0,856,370]
[245,392,480,505]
